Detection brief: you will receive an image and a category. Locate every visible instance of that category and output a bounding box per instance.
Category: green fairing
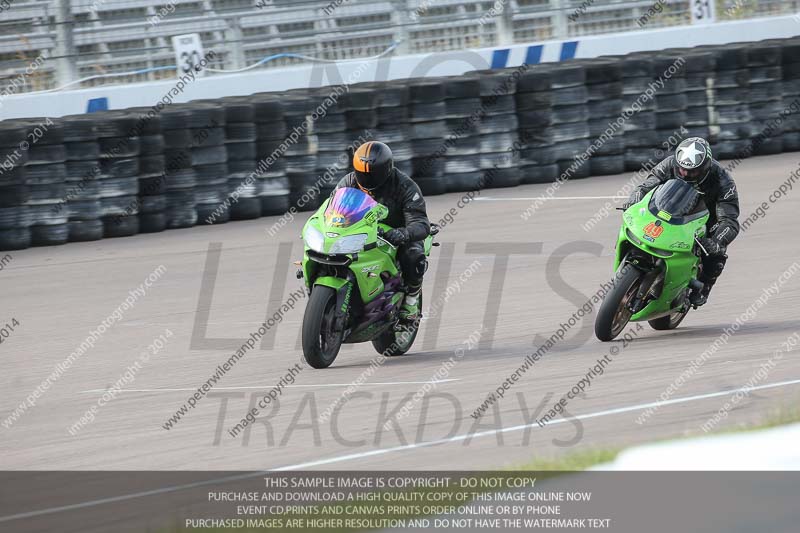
[613,188,708,322]
[301,192,433,312]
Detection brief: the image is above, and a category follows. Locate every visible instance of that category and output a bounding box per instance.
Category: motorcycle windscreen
[650,179,703,218]
[324,187,377,228]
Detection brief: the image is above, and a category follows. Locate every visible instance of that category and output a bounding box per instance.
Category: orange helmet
[352,141,393,191]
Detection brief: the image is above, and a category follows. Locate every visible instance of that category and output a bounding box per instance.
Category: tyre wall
[0,37,798,250]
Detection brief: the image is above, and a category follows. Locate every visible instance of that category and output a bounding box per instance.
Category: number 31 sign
[172,33,206,77]
[691,0,716,25]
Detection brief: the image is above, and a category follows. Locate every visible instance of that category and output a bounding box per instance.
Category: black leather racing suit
[335,168,431,290]
[632,155,740,289]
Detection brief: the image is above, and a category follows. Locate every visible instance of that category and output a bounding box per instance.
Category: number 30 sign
[172,33,206,77]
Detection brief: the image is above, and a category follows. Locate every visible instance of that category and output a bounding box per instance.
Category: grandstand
[0,0,796,94]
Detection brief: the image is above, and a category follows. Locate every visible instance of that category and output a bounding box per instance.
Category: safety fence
[0,36,798,250]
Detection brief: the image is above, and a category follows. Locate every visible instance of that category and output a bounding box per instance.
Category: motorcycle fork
[625,259,664,314]
[334,272,357,332]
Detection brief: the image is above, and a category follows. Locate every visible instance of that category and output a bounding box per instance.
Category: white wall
[1,14,799,120]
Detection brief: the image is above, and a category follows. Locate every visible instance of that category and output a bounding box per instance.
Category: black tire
[0,185,28,207]
[260,194,290,216]
[648,308,690,331]
[595,265,642,342]
[521,163,558,184]
[590,155,625,176]
[655,111,687,130]
[191,145,227,165]
[139,134,165,155]
[226,142,256,162]
[230,197,262,220]
[225,123,257,142]
[414,176,447,196]
[0,228,31,250]
[23,163,67,184]
[376,106,407,125]
[302,286,344,369]
[65,141,100,161]
[446,171,483,192]
[478,113,517,134]
[30,223,69,246]
[27,144,67,165]
[138,212,167,233]
[68,219,104,242]
[587,82,623,101]
[588,99,623,119]
[102,214,140,237]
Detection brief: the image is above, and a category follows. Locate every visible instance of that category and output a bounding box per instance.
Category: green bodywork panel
[302,196,435,305]
[614,190,708,321]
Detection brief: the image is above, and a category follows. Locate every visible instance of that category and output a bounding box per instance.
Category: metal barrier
[0,0,797,93]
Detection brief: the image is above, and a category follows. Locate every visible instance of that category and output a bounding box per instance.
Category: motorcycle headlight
[303,226,325,253]
[329,234,368,254]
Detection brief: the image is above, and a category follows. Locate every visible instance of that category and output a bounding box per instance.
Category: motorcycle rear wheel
[648,308,690,330]
[302,286,344,369]
[372,295,422,357]
[595,265,642,342]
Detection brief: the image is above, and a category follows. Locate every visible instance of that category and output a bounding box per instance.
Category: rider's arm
[625,158,672,205]
[636,158,673,196]
[401,181,431,242]
[710,169,740,246]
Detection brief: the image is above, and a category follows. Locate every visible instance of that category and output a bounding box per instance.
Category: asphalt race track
[3,152,800,477]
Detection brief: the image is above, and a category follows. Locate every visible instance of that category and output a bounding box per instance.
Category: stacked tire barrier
[128,107,167,234]
[780,40,800,152]
[193,99,236,225]
[584,58,625,176]
[441,76,480,193]
[704,44,751,159]
[282,94,319,213]
[745,42,784,156]
[63,114,103,242]
[252,96,291,217]
[516,68,558,184]
[474,69,520,189]
[621,53,659,170]
[408,80,448,192]
[313,84,351,201]
[96,111,141,238]
[3,36,800,251]
[0,122,31,250]
[27,118,69,246]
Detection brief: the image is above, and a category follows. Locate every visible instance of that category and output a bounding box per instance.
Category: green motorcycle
[595,179,710,341]
[299,187,438,368]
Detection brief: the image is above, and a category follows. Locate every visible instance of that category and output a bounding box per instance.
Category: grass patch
[510,448,620,472]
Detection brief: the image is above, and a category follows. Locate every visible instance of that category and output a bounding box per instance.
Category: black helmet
[352,141,393,191]
[674,137,712,185]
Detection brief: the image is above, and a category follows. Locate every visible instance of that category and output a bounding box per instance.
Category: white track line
[7,377,799,523]
[78,379,459,394]
[273,377,800,470]
[476,196,624,201]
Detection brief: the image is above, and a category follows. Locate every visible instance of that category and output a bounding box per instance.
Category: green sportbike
[595,179,711,341]
[299,187,438,368]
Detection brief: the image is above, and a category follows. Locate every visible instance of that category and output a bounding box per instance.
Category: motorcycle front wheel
[302,286,344,368]
[595,265,642,342]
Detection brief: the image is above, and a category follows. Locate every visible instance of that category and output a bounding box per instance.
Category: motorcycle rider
[623,137,740,307]
[336,141,431,320]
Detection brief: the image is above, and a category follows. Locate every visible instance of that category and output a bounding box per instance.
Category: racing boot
[399,285,421,321]
[689,279,714,307]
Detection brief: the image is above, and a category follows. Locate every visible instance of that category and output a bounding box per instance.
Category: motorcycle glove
[384,228,411,246]
[621,190,644,210]
[698,237,726,256]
